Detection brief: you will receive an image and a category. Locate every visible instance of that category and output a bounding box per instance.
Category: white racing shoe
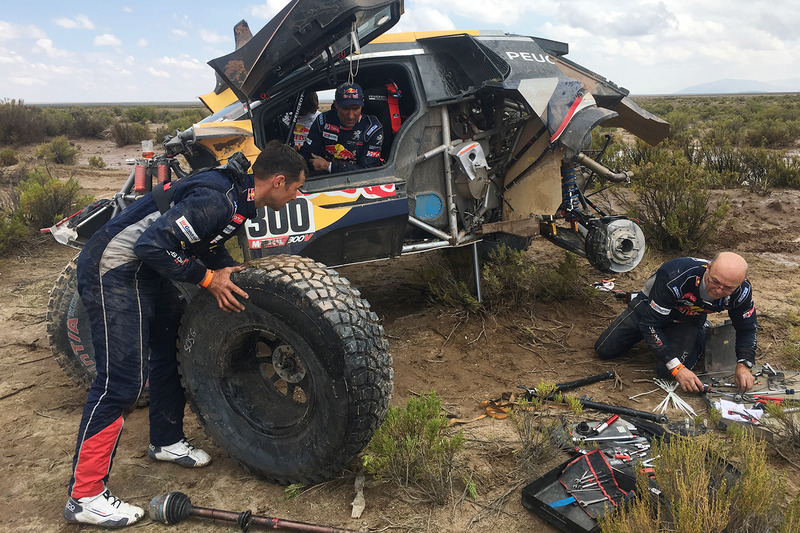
[64,489,144,528]
[148,437,211,468]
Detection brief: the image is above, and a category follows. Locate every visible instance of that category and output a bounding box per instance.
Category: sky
[1,0,800,103]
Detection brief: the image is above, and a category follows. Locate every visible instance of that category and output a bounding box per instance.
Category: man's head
[334,82,364,128]
[251,140,308,210]
[705,251,748,299]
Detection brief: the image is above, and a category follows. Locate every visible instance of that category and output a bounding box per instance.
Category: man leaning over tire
[64,140,307,528]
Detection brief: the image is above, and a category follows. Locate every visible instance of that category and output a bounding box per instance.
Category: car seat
[362,82,403,160]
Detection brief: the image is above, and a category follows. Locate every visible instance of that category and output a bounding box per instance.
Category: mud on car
[46,0,668,485]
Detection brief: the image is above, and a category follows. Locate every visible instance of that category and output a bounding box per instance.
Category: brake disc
[585,217,646,273]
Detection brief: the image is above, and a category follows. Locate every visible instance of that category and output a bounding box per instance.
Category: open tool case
[521,449,639,533]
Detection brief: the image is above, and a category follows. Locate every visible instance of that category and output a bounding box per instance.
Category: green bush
[88,156,106,169]
[0,148,19,167]
[0,99,47,145]
[33,135,79,164]
[363,391,465,504]
[40,108,75,137]
[123,105,158,124]
[623,154,730,252]
[110,122,149,147]
[0,211,28,256]
[71,108,112,139]
[16,168,93,229]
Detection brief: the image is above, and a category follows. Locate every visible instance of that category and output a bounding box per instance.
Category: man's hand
[674,366,704,393]
[309,153,330,172]
[206,266,248,312]
[735,363,755,392]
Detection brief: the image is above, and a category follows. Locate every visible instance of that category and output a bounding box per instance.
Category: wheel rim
[219,324,317,436]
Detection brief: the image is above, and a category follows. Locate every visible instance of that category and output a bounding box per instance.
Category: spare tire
[47,255,96,389]
[177,255,393,485]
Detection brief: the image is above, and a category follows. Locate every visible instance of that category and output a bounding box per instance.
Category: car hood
[208,0,403,102]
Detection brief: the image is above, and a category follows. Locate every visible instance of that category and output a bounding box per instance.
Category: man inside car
[300,82,383,175]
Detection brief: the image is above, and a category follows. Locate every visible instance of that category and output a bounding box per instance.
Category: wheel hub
[272,344,306,383]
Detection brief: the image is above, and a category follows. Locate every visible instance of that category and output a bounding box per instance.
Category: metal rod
[440,105,459,243]
[577,398,668,424]
[472,242,482,303]
[555,370,616,393]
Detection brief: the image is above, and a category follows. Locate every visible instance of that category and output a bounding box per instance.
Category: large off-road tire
[46,255,97,390]
[177,255,393,485]
[46,256,150,404]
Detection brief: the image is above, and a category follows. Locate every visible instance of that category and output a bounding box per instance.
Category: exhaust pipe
[576,152,632,183]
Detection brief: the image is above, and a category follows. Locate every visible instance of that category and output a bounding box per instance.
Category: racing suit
[68,169,256,499]
[299,109,383,173]
[595,257,757,376]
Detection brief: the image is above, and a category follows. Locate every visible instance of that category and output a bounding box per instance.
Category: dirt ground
[2,138,800,532]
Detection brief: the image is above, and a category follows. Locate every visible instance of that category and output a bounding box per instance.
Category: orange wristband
[671,363,684,377]
[199,269,215,288]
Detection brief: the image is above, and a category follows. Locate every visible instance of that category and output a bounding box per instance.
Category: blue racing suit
[68,169,256,499]
[299,109,383,173]
[595,257,757,376]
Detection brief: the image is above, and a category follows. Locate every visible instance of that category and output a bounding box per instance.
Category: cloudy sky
[1,0,799,103]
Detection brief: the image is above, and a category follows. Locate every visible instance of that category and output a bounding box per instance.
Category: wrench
[580,496,612,507]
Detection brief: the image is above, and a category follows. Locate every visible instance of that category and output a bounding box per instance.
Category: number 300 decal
[245,198,315,249]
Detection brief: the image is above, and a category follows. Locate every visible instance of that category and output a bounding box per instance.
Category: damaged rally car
[46,0,668,485]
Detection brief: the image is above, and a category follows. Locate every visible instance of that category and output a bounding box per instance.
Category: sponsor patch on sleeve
[736,285,750,303]
[366,124,379,136]
[650,300,672,315]
[176,216,200,243]
[743,305,755,319]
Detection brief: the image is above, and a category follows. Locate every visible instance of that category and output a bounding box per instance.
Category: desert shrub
[533,251,588,301]
[599,430,783,532]
[40,108,75,137]
[110,122,149,147]
[363,391,465,505]
[0,99,47,145]
[481,243,538,308]
[0,148,19,167]
[511,381,578,479]
[71,108,111,139]
[0,211,28,256]
[622,154,729,252]
[123,105,158,125]
[33,135,79,164]
[16,168,93,229]
[88,156,106,169]
[419,251,481,312]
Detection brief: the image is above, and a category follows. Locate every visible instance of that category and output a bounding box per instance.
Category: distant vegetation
[0,98,208,147]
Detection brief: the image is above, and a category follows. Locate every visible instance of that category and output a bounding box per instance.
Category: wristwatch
[737,359,754,369]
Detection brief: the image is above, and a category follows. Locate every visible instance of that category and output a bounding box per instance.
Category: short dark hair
[252,140,308,185]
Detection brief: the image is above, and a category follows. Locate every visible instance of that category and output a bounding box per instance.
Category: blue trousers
[594,298,706,379]
[68,249,186,498]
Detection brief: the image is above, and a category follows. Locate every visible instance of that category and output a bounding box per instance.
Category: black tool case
[521,452,638,533]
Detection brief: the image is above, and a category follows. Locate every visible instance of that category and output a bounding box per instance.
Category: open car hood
[208,0,403,102]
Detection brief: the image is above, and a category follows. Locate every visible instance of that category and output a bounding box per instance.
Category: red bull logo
[325,144,355,160]
[343,87,359,99]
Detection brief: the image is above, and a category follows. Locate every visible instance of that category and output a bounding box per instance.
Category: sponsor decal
[166,250,189,266]
[325,144,355,160]
[737,285,750,303]
[232,214,245,224]
[67,318,94,368]
[329,184,397,199]
[376,133,383,144]
[504,51,555,64]
[322,131,338,141]
[247,188,255,202]
[176,216,200,243]
[671,286,681,298]
[743,305,756,319]
[650,300,672,316]
[682,292,697,303]
[342,87,359,99]
[324,123,340,133]
[366,124,379,136]
[353,129,362,138]
[367,150,381,158]
[647,326,663,347]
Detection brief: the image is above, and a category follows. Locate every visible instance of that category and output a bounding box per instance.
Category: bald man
[595,253,757,392]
